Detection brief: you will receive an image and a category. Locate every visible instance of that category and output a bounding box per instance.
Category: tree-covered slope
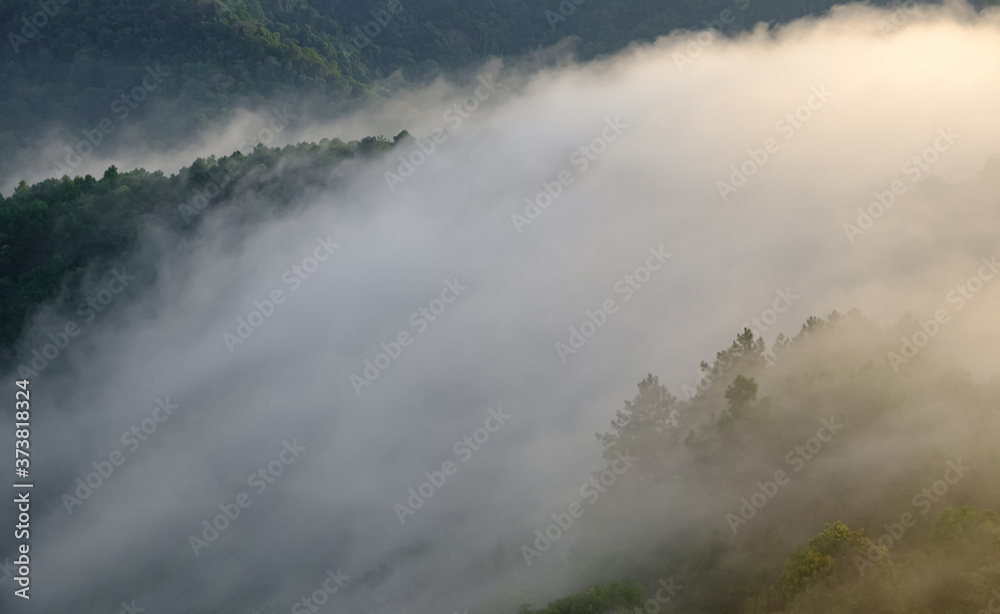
[0,131,405,358]
[521,509,999,614]
[486,314,1000,614]
[10,0,999,181]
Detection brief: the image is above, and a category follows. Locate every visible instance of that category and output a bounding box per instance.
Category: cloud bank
[3,2,1000,613]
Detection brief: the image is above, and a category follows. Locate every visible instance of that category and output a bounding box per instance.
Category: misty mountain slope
[519,508,1000,614]
[504,314,999,613]
[2,3,1000,614]
[240,314,997,614]
[7,0,991,184]
[0,133,404,359]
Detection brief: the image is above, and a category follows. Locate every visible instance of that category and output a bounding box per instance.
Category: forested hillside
[0,0,952,346]
[7,138,996,613]
[10,0,999,180]
[483,314,1000,614]
[0,133,403,360]
[2,2,1000,613]
[248,314,996,614]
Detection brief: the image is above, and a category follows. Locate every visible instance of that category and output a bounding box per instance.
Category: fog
[2,2,1000,612]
